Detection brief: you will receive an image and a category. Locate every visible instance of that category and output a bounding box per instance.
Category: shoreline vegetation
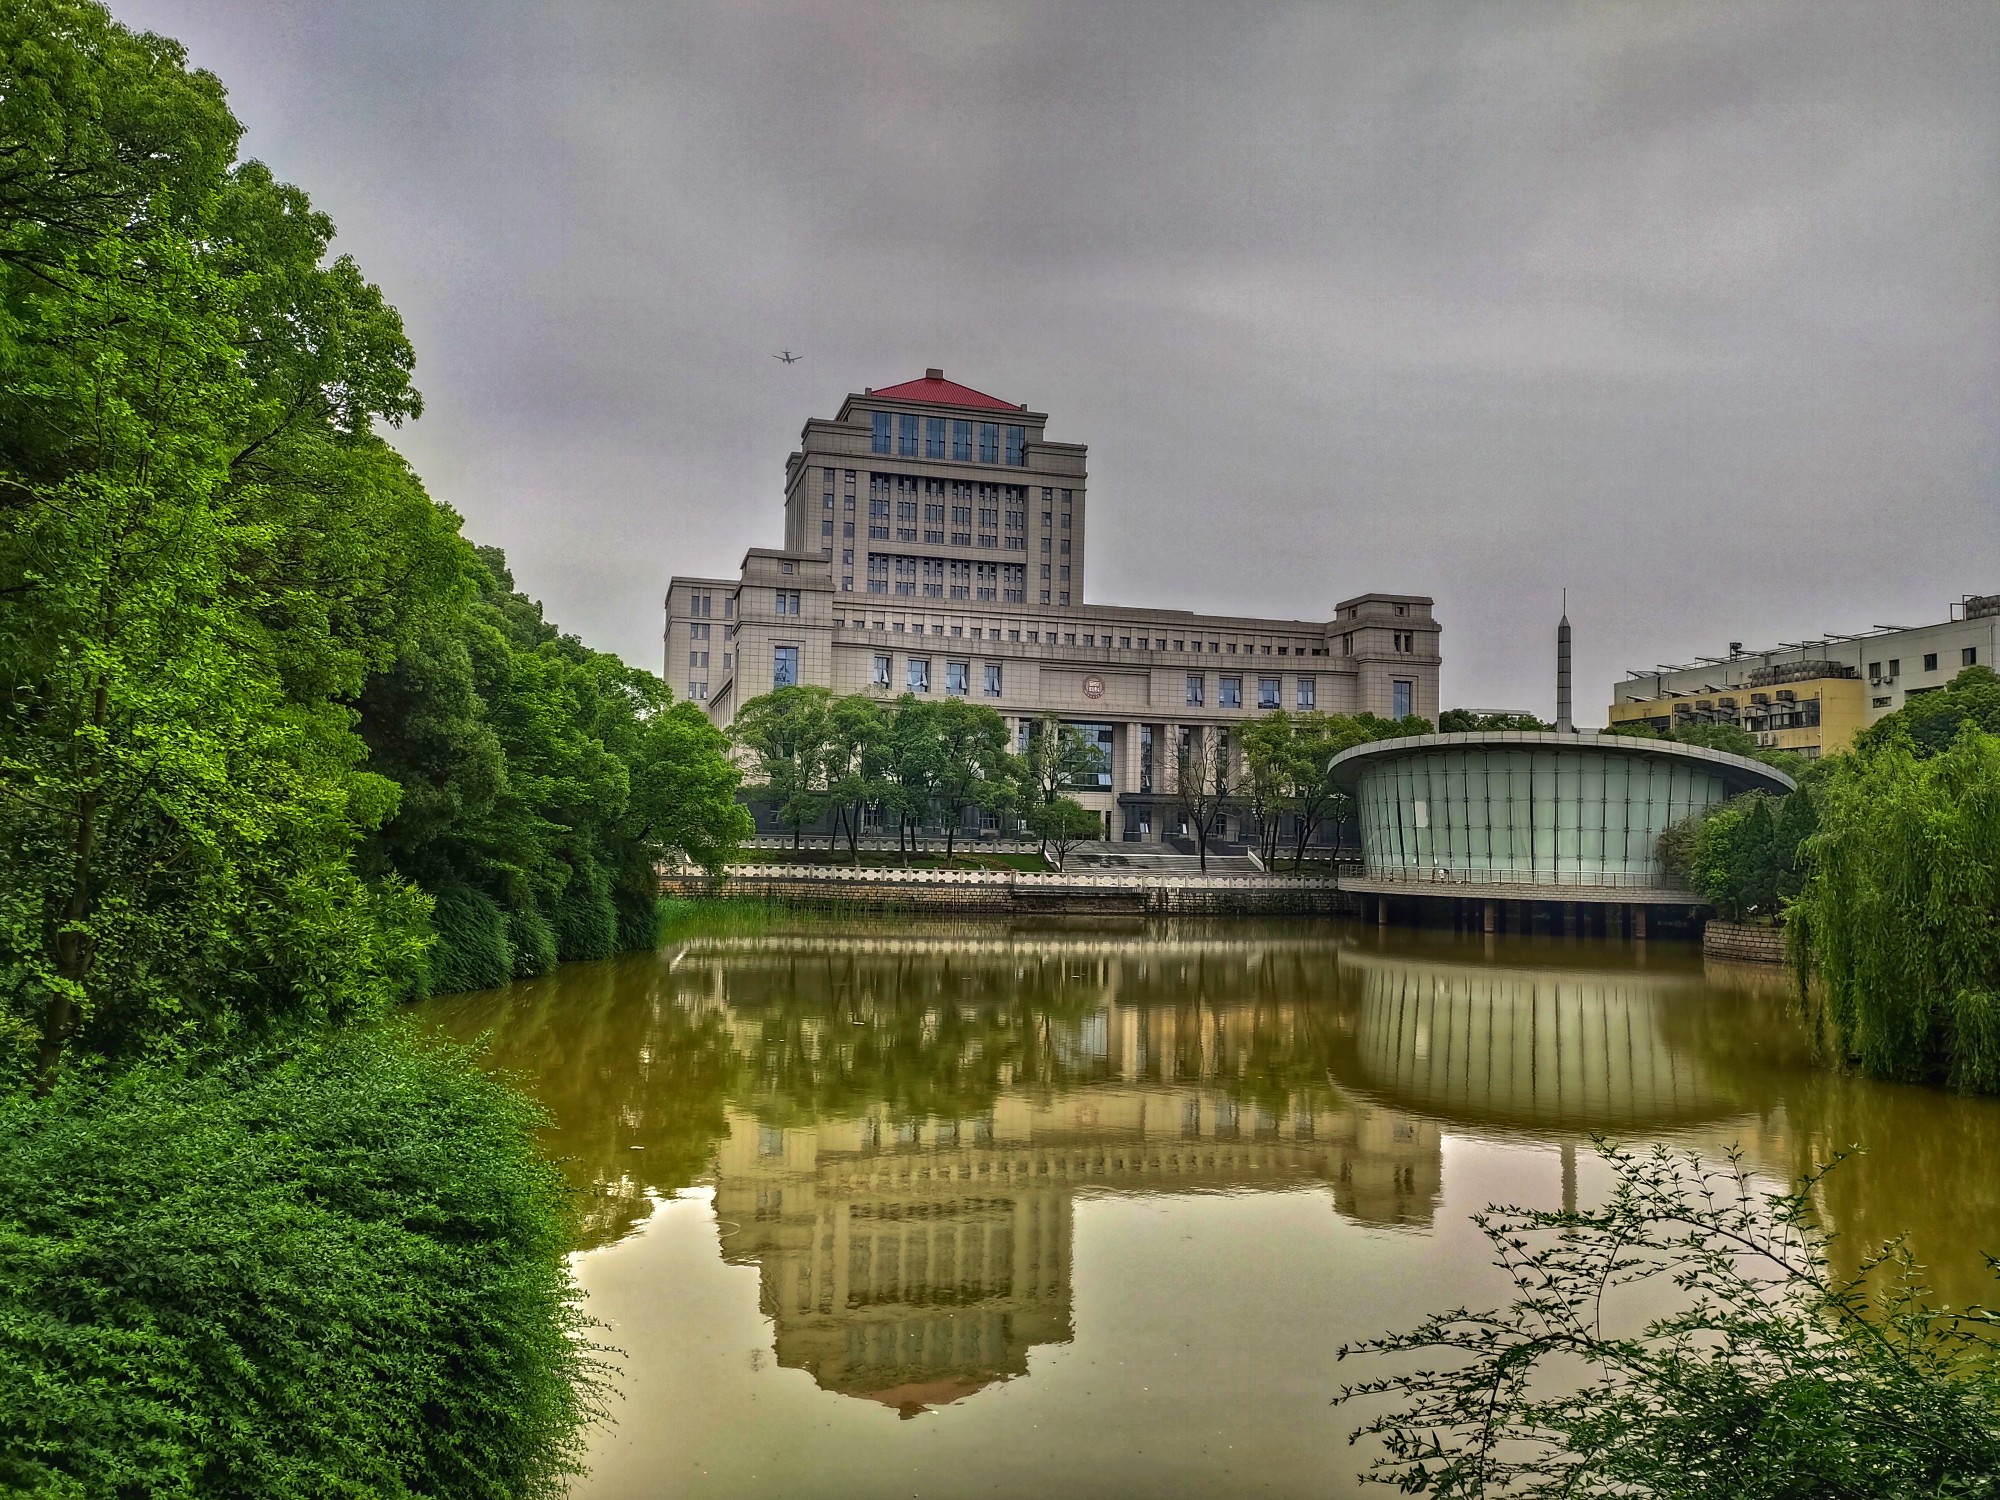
[1632,672,2000,1094]
[0,4,744,1492]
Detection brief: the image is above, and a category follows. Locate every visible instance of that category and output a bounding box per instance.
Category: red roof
[866,370,1021,411]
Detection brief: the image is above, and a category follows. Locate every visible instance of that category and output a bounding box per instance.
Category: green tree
[1854,664,2000,758]
[880,695,943,858]
[1023,714,1102,804]
[929,698,1014,861]
[1791,726,2000,1092]
[822,694,889,861]
[731,685,835,852]
[1171,724,1232,871]
[1438,709,1553,732]
[1239,711,1297,866]
[0,4,456,1082]
[626,699,752,876]
[1028,796,1100,871]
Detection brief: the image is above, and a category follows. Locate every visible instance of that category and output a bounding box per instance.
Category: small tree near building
[731,685,836,851]
[1024,715,1103,804]
[1171,725,1232,872]
[1029,796,1100,871]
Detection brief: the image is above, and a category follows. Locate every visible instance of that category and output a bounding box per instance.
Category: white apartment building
[666,370,1442,843]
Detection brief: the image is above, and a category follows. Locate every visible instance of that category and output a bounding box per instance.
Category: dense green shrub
[427,884,513,997]
[0,1029,604,1499]
[506,897,559,979]
[1662,788,1818,921]
[1792,726,2000,1092]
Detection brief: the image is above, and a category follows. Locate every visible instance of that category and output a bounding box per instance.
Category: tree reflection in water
[418,916,2000,1413]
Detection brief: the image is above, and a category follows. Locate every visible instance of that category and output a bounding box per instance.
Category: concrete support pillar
[1483,899,1498,934]
[1377,896,1389,928]
[1632,904,1648,941]
[1563,902,1578,937]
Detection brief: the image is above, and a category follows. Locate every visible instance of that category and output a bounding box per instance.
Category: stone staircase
[1060,841,1267,875]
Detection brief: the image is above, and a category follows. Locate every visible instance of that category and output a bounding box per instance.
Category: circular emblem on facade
[1081,674,1106,700]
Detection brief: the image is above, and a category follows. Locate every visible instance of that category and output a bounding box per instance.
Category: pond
[418,915,2000,1499]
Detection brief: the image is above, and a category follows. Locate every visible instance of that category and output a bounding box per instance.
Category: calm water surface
[418,917,2000,1499]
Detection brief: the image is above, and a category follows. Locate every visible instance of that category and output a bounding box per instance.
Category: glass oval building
[1328,732,1794,908]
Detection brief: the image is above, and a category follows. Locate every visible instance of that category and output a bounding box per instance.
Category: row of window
[871,412,1029,466]
[824,468,1072,507]
[1182,674,1319,710]
[831,615,1325,655]
[1870,646,1977,683]
[861,556,1030,602]
[871,653,1005,698]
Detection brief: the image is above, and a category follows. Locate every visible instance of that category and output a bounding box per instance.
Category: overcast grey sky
[121,0,1998,721]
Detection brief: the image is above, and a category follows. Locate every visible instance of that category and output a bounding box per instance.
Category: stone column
[1483,899,1498,934]
[1632,904,1648,940]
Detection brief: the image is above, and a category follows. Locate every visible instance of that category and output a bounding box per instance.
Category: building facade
[1608,595,1998,757]
[666,370,1442,844]
[1329,730,1795,926]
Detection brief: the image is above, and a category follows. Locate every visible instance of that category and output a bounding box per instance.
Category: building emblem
[1081,674,1105,700]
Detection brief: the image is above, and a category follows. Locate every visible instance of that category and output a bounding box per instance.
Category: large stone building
[666,370,1442,842]
[1607,594,1998,758]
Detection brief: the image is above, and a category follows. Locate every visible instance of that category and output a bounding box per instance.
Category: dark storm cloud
[117,1,1999,716]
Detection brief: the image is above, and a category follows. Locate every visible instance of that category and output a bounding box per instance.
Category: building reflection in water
[1341,951,1733,1133]
[686,928,1443,1415]
[417,919,2000,1413]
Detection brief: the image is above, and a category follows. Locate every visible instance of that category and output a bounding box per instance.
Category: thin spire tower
[1556,591,1574,733]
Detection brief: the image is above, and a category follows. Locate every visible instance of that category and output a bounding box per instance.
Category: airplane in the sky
[773,350,802,364]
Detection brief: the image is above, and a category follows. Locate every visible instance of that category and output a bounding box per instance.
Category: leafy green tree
[822,694,889,860]
[1028,796,1101,871]
[1023,714,1102,804]
[1791,726,2000,1092]
[1171,725,1232,871]
[928,698,1014,861]
[880,695,944,858]
[1438,709,1553,732]
[1239,710,1297,866]
[0,2,459,1082]
[1854,664,2000,758]
[625,699,752,876]
[731,685,835,852]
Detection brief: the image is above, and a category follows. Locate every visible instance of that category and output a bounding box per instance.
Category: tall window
[870,411,891,454]
[983,663,1003,697]
[1219,676,1242,708]
[898,412,919,456]
[872,654,891,688]
[1258,676,1280,709]
[907,658,930,692]
[925,416,946,458]
[1005,425,1026,465]
[952,419,972,460]
[946,660,969,695]
[1296,676,1316,709]
[1186,674,1204,707]
[773,645,800,687]
[774,589,801,615]
[978,423,999,463]
[1392,679,1413,718]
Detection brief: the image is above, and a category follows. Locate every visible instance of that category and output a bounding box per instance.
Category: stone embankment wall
[663,865,1358,917]
[1702,919,1789,965]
